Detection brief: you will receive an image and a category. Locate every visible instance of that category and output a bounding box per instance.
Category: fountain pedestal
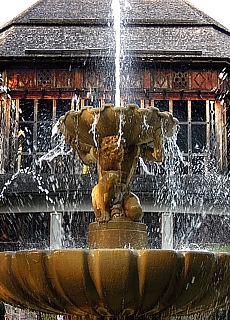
[88,219,148,249]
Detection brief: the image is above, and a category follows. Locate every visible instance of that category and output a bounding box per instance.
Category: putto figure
[59,104,178,222]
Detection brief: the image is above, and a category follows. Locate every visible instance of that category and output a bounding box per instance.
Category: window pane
[20,155,33,169]
[19,100,34,121]
[37,123,52,152]
[192,124,206,153]
[37,100,53,121]
[173,101,188,122]
[56,99,71,119]
[19,123,33,151]
[191,101,206,122]
[154,100,169,112]
[177,124,188,153]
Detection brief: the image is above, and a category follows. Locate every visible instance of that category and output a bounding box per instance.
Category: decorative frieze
[120,71,144,89]
[55,70,75,88]
[172,70,189,89]
[152,71,171,89]
[191,71,218,90]
[37,69,53,87]
[7,69,74,89]
[7,68,220,92]
[84,69,114,91]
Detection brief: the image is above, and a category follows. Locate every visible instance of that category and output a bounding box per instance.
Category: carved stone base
[88,218,148,249]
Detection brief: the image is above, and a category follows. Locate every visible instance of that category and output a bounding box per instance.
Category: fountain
[0,102,230,319]
[0,0,230,318]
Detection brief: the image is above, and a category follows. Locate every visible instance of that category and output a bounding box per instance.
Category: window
[37,100,53,152]
[135,100,219,176]
[13,99,71,171]
[154,100,169,112]
[173,100,215,174]
[7,98,224,175]
[56,99,71,119]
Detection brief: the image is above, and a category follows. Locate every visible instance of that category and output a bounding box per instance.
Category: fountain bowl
[0,249,229,318]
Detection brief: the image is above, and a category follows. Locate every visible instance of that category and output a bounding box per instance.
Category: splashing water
[0,170,23,200]
[89,113,100,148]
[38,139,71,165]
[0,167,55,207]
[117,109,124,147]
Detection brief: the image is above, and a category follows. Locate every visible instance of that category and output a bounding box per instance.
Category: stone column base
[88,218,148,249]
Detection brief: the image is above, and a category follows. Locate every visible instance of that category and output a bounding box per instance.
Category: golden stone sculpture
[58,104,178,223]
[1,103,229,318]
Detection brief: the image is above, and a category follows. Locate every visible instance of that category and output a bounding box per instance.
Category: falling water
[89,113,100,148]
[112,0,121,107]
[38,140,71,165]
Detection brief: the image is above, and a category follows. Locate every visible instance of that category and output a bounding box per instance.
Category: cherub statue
[58,104,178,222]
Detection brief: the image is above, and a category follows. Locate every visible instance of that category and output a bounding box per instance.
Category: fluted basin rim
[0,249,229,317]
[58,103,179,149]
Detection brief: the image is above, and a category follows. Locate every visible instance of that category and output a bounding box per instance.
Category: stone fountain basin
[0,249,229,318]
[58,104,178,153]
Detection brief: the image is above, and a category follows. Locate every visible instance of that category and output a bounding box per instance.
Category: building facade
[0,0,230,251]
